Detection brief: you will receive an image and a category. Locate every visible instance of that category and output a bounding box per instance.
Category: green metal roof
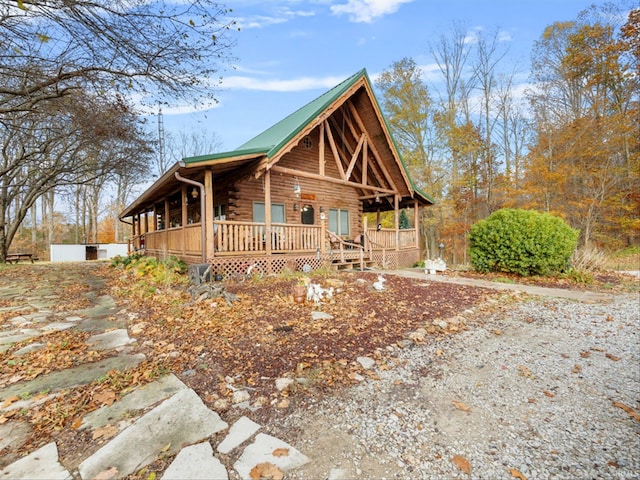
[236,69,367,156]
[182,69,367,165]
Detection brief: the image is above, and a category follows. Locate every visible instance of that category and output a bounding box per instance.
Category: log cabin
[119,69,434,277]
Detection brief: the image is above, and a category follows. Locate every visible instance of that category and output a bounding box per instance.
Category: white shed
[50,244,128,262]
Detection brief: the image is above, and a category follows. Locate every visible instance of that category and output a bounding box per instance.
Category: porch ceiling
[120,155,264,219]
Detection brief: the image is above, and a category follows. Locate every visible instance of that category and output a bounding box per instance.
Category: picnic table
[5,253,38,264]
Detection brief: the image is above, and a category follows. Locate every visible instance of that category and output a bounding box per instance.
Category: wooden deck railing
[366,228,417,249]
[131,222,417,259]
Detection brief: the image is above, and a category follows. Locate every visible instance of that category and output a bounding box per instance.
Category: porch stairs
[331,256,378,271]
[327,231,385,271]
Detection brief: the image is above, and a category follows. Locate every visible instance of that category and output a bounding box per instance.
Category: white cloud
[234,7,315,29]
[330,0,414,23]
[221,74,348,92]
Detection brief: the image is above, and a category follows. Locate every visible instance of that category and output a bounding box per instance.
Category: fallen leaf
[579,351,590,358]
[528,398,536,404]
[509,468,528,479]
[249,462,284,480]
[92,424,119,440]
[605,353,620,362]
[492,329,502,336]
[612,401,640,422]
[572,364,582,374]
[7,374,24,385]
[451,455,471,474]
[518,365,534,379]
[272,448,289,457]
[277,398,290,409]
[161,443,171,452]
[94,467,118,480]
[590,347,606,352]
[606,314,614,322]
[94,390,117,406]
[435,349,444,357]
[1,395,20,408]
[452,401,471,412]
[542,390,555,398]
[71,417,83,429]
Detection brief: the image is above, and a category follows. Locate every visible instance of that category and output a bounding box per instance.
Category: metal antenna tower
[157,104,166,173]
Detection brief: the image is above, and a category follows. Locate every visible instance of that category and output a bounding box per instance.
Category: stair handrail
[364,231,387,269]
[327,231,365,271]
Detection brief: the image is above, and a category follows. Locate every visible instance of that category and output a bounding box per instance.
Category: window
[214,204,226,221]
[253,202,285,223]
[328,208,349,236]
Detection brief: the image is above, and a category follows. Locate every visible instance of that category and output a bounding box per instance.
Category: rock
[232,390,251,404]
[357,356,375,370]
[217,416,261,454]
[161,442,228,480]
[213,398,230,410]
[13,342,46,356]
[328,468,347,480]
[408,331,425,343]
[0,442,70,480]
[433,320,448,330]
[233,433,310,480]
[311,311,334,321]
[275,378,295,391]
[88,329,136,351]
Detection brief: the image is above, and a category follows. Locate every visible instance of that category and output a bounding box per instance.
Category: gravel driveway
[276,293,640,480]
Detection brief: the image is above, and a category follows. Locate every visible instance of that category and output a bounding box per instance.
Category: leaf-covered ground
[110,268,497,410]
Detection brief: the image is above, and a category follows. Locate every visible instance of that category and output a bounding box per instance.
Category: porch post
[394,195,400,251]
[153,206,158,231]
[204,169,215,260]
[181,185,188,256]
[413,200,419,250]
[164,198,170,258]
[264,169,272,255]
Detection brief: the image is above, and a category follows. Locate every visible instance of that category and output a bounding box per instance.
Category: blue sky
[158,0,598,154]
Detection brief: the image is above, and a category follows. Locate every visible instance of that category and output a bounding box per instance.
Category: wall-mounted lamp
[375,192,381,203]
[191,187,199,199]
[293,203,299,211]
[293,178,301,198]
[319,206,324,213]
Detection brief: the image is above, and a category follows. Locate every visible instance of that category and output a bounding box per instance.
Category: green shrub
[468,208,579,276]
[110,254,187,285]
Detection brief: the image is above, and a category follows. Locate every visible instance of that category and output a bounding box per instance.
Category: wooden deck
[130,220,420,273]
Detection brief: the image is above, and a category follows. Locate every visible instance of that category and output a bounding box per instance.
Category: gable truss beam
[331,114,389,193]
[327,115,379,190]
[345,133,366,181]
[323,120,346,180]
[346,101,399,193]
[270,165,395,195]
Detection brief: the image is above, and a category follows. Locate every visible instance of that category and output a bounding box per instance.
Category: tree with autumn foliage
[375,58,445,257]
[523,4,639,248]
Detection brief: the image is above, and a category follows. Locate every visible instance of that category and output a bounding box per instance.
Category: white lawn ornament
[372,275,386,291]
[306,283,335,304]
